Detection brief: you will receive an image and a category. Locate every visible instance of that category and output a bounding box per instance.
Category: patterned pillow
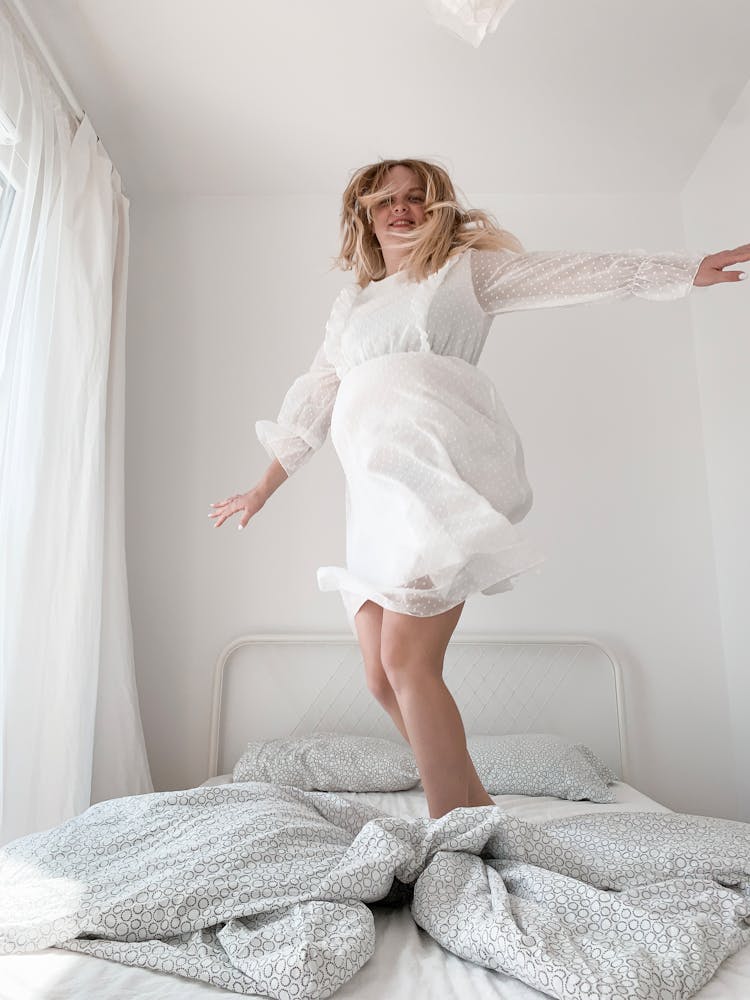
[232,731,421,792]
[466,732,618,802]
[575,741,619,785]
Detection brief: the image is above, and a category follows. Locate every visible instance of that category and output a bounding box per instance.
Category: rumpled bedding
[0,782,748,1000]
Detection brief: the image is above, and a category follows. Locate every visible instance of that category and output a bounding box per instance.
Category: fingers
[213,512,242,529]
[712,244,750,267]
[207,504,230,521]
[210,495,238,507]
[207,495,251,530]
[713,269,745,282]
[208,496,234,527]
[723,243,750,258]
[703,247,748,282]
[718,266,747,281]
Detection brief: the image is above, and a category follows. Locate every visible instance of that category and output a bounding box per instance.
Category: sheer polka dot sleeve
[470,247,706,315]
[254,339,340,477]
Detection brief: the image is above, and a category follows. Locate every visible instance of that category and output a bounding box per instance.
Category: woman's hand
[693,243,750,286]
[208,488,266,530]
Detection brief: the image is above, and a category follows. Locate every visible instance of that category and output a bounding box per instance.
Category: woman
[209,158,748,819]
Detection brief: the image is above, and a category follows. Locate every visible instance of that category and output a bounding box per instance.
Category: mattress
[1,779,748,1000]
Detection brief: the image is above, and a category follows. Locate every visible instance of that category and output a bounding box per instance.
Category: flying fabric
[425,0,518,47]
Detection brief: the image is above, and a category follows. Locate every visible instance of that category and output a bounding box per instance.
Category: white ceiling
[19,0,750,197]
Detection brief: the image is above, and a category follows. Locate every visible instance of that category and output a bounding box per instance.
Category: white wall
[682,81,750,822]
[126,193,737,818]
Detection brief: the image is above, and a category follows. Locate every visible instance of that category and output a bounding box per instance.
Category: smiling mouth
[389,221,414,227]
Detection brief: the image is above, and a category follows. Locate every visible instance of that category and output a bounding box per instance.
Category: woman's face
[369,166,426,249]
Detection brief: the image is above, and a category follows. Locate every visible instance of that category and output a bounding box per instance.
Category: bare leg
[354,601,492,809]
[374,684,494,807]
[379,602,488,818]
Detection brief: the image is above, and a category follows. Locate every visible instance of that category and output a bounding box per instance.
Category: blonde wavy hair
[332,158,524,288]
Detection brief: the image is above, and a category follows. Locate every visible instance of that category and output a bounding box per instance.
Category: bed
[1,633,748,999]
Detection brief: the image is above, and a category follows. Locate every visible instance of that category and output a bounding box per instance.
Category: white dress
[256,246,704,635]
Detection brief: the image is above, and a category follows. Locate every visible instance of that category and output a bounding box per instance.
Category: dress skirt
[316,351,546,634]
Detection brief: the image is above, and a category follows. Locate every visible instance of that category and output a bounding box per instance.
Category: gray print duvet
[0,782,748,999]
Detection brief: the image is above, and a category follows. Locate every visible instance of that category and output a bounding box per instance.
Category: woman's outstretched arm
[469,242,749,315]
[209,336,340,530]
[254,338,340,476]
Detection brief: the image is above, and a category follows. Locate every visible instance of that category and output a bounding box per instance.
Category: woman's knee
[380,629,430,690]
[380,604,465,687]
[364,665,394,703]
[354,600,393,701]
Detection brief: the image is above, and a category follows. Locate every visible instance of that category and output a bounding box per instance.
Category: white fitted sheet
[1,779,748,1000]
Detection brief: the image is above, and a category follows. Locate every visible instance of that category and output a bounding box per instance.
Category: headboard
[207,633,629,782]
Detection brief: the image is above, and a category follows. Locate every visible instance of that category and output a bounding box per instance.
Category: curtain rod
[6,0,84,121]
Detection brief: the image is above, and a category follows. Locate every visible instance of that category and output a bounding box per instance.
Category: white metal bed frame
[207,633,629,783]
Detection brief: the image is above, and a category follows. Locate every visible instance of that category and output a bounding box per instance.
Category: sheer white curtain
[0,2,153,847]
